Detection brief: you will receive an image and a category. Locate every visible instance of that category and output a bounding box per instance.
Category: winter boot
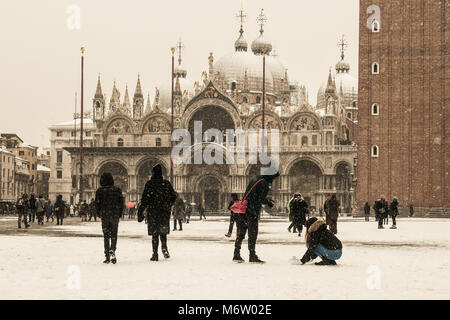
[378,225,384,229]
[110,250,117,264]
[390,225,397,229]
[150,252,158,261]
[162,248,170,259]
[287,227,292,233]
[225,232,232,238]
[315,258,337,266]
[249,252,265,264]
[103,253,110,264]
[298,232,302,237]
[233,250,245,263]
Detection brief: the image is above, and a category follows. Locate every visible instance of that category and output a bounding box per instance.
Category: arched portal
[98,161,128,198]
[136,159,168,200]
[196,175,223,211]
[289,160,323,209]
[188,105,235,143]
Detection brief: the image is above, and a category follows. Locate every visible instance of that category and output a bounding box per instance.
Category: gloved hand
[137,209,145,223]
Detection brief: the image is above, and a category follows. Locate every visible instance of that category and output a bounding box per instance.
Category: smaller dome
[174,63,187,78]
[335,60,350,73]
[235,34,248,52]
[251,33,272,55]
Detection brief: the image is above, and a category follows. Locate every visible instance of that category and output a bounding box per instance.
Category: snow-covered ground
[0,217,449,300]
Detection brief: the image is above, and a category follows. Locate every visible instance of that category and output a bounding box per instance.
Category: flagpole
[170,47,175,184]
[79,47,85,204]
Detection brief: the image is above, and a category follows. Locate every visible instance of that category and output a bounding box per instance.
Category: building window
[372,62,379,74]
[371,145,379,158]
[57,151,63,163]
[19,151,24,156]
[372,20,380,32]
[347,112,352,119]
[156,138,162,147]
[57,170,62,179]
[71,131,76,137]
[372,103,379,115]
[117,138,124,147]
[46,151,50,156]
[256,96,261,104]
[312,135,318,146]
[31,164,35,170]
[301,136,308,146]
[85,131,91,137]
[231,81,237,91]
[56,131,63,137]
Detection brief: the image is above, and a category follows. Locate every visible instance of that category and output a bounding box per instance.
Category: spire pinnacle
[95,73,103,98]
[338,34,348,61]
[256,8,267,35]
[176,38,185,66]
[123,84,131,107]
[145,92,151,113]
[134,74,143,97]
[236,2,247,36]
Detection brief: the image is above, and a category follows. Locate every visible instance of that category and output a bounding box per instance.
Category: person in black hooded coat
[137,164,177,261]
[95,172,124,264]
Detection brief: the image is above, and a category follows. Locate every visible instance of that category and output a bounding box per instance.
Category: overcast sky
[0,0,359,150]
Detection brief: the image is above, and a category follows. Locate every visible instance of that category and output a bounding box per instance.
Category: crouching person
[95,172,124,264]
[299,217,343,266]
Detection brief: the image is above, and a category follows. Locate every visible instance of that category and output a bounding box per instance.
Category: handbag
[230,179,264,214]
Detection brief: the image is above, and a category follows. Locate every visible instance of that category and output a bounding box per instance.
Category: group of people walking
[364,195,404,229]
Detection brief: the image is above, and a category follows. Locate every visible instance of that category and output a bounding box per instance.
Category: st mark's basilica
[64,9,358,214]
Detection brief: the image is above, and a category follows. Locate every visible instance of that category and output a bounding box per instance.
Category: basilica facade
[65,11,358,214]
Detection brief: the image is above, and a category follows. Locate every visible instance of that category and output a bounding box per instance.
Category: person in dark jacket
[54,195,65,225]
[137,164,177,262]
[409,204,414,217]
[389,197,399,229]
[233,171,279,264]
[172,196,185,231]
[288,193,308,236]
[95,172,124,264]
[298,217,343,265]
[364,202,371,221]
[16,194,30,229]
[374,195,389,229]
[198,202,206,220]
[185,202,192,223]
[36,195,46,225]
[88,198,97,222]
[225,193,239,238]
[324,194,340,234]
[29,194,36,223]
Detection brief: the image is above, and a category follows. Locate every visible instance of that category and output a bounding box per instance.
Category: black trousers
[234,214,259,254]
[288,219,303,234]
[102,217,119,255]
[173,219,183,230]
[56,213,64,225]
[228,213,238,234]
[152,234,168,253]
[29,209,36,222]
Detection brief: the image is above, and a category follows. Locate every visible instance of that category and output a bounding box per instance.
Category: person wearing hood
[389,197,399,229]
[288,193,308,236]
[324,194,340,234]
[233,171,280,264]
[137,164,177,261]
[95,172,124,264]
[298,217,343,265]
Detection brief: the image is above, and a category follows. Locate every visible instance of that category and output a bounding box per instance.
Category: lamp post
[79,47,85,203]
[261,47,267,154]
[170,47,175,183]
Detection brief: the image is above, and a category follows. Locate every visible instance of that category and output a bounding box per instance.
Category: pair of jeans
[314,244,342,261]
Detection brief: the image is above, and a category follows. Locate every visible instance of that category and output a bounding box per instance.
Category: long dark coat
[390,199,399,217]
[138,164,177,235]
[289,197,308,225]
[95,173,124,220]
[173,197,185,220]
[373,198,389,219]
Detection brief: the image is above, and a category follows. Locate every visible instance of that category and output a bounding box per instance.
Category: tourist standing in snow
[54,195,65,225]
[233,172,279,264]
[185,202,192,223]
[88,198,97,222]
[36,195,46,225]
[225,193,239,238]
[288,193,308,236]
[389,197,399,229]
[374,195,389,229]
[198,202,206,220]
[45,200,54,223]
[29,194,36,223]
[298,217,343,266]
[137,164,177,262]
[172,196,185,231]
[409,204,414,217]
[364,202,371,221]
[324,194,340,234]
[95,172,124,264]
[16,194,30,229]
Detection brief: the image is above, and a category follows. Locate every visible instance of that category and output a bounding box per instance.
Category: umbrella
[126,202,135,209]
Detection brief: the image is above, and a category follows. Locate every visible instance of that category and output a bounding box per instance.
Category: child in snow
[297,217,343,266]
